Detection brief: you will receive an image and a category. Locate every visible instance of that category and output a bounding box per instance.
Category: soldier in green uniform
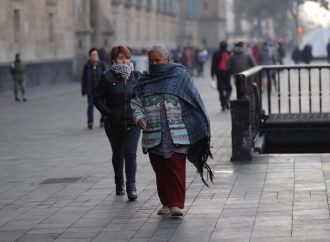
[10,53,26,102]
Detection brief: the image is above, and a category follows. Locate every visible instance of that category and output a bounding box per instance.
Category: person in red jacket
[211,41,232,111]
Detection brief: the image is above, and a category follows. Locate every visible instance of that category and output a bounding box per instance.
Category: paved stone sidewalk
[1,75,330,242]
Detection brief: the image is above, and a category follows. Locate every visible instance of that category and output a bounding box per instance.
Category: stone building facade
[0,0,226,93]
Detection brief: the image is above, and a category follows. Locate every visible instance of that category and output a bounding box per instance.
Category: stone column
[177,0,187,47]
[90,0,102,48]
[74,0,92,77]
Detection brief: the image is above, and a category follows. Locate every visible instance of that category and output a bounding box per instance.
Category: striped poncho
[134,63,214,186]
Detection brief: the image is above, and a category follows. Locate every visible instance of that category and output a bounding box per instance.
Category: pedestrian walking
[326,39,330,63]
[81,48,107,130]
[131,44,213,217]
[197,47,208,76]
[291,46,301,64]
[182,47,193,75]
[228,41,256,76]
[301,44,313,64]
[277,39,286,65]
[228,42,256,75]
[172,47,182,64]
[10,53,26,102]
[252,44,261,65]
[94,45,141,201]
[259,42,277,92]
[211,41,232,111]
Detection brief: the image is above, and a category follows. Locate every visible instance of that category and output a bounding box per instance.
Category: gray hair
[147,44,170,59]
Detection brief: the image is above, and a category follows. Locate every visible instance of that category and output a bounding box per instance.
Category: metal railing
[236,64,330,133]
[231,64,330,160]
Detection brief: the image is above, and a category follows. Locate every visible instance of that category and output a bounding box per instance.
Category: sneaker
[15,97,21,102]
[171,207,183,217]
[157,206,171,215]
[23,98,27,102]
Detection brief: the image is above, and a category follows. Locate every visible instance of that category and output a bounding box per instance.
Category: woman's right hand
[138,119,147,129]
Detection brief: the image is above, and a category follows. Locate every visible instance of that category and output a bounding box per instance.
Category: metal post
[288,69,291,113]
[298,69,302,113]
[319,68,322,112]
[277,69,281,113]
[230,100,252,162]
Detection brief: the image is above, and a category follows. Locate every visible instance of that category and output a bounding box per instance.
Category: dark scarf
[135,63,214,186]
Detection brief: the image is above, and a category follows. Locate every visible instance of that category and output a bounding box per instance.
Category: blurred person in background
[228,41,256,76]
[326,39,330,63]
[211,41,232,111]
[301,44,313,64]
[197,47,208,76]
[252,44,261,65]
[259,42,277,92]
[291,46,301,64]
[182,47,193,75]
[81,48,107,129]
[277,38,286,65]
[10,53,26,102]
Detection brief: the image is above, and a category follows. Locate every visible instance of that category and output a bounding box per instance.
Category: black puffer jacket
[94,69,141,129]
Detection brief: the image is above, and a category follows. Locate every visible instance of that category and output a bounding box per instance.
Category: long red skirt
[149,152,186,209]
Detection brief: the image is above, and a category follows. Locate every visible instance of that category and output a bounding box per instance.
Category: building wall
[0,0,226,62]
[0,0,77,93]
[0,0,227,92]
[0,0,76,63]
[199,0,227,49]
[110,1,179,48]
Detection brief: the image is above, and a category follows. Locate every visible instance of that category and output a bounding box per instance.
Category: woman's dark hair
[236,41,244,48]
[219,41,227,50]
[88,48,98,56]
[111,45,132,62]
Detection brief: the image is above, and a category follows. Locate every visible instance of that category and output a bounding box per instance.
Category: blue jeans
[104,124,141,185]
[87,95,104,124]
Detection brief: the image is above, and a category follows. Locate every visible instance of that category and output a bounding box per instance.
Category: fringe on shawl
[187,136,214,187]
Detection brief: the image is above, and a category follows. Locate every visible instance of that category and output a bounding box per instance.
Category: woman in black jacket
[94,45,141,201]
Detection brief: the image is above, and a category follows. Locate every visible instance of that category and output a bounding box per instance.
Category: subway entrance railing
[230,64,330,161]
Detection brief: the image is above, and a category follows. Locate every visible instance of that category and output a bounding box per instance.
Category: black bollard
[230,99,252,162]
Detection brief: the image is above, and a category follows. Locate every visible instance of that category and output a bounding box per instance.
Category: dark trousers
[216,71,232,108]
[149,152,186,209]
[197,63,204,76]
[14,79,25,99]
[87,95,94,124]
[105,124,141,185]
[87,95,103,124]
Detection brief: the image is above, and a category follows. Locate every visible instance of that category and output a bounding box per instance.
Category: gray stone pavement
[1,72,330,242]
